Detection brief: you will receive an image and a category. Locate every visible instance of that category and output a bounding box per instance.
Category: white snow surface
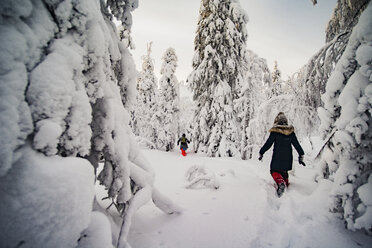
[122,149,372,248]
[0,147,95,248]
[76,211,115,248]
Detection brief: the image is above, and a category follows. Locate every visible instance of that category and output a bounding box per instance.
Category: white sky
[130,0,337,81]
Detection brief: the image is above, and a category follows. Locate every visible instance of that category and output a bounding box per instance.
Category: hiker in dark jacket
[177,133,190,156]
[259,112,305,197]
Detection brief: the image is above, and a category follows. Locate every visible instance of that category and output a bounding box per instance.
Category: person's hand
[299,155,306,166]
[258,153,263,161]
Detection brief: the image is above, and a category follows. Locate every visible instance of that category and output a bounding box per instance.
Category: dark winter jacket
[259,125,304,172]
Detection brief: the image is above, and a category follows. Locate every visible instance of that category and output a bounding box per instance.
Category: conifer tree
[154,48,180,151]
[179,81,195,138]
[271,60,283,96]
[316,2,372,233]
[234,50,272,159]
[134,42,158,146]
[297,0,369,112]
[188,0,248,157]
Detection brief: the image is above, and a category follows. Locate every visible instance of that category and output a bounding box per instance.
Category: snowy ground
[97,148,371,248]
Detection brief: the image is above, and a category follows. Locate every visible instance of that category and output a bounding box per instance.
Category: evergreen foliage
[234,50,272,159]
[296,0,370,124]
[133,42,159,146]
[316,2,372,233]
[271,60,283,96]
[154,48,180,151]
[188,0,248,157]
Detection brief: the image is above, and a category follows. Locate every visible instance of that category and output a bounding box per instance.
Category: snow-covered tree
[271,60,281,83]
[153,48,180,151]
[188,0,248,157]
[325,0,370,43]
[316,2,372,234]
[133,42,159,147]
[297,0,369,113]
[234,50,272,159]
[0,1,180,247]
[271,60,283,96]
[179,81,195,139]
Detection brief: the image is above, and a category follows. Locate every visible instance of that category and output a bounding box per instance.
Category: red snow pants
[271,170,289,187]
[181,148,186,156]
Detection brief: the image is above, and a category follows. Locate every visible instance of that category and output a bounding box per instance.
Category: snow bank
[0,147,95,248]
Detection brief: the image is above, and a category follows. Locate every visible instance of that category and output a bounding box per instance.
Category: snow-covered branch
[0,1,181,247]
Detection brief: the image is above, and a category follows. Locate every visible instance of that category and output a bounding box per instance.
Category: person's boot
[181,149,186,156]
[277,182,285,197]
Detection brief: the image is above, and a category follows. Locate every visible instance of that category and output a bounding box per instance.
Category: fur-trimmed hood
[269,125,294,136]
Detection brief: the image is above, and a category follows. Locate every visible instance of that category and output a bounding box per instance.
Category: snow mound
[185,165,220,190]
[0,147,95,248]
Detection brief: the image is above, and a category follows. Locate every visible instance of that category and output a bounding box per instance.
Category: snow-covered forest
[0,0,371,248]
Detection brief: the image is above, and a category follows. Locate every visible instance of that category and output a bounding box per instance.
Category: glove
[258,153,263,161]
[299,155,306,166]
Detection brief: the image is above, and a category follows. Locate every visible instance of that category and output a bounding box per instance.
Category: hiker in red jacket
[259,112,305,197]
[177,134,190,156]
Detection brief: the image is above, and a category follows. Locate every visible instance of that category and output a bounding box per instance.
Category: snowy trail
[96,149,371,248]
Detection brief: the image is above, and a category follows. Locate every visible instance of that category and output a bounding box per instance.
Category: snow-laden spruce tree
[325,0,370,43]
[234,50,272,159]
[153,48,180,151]
[271,60,283,96]
[187,0,248,157]
[297,0,369,113]
[133,42,159,147]
[316,2,372,234]
[179,80,195,139]
[0,1,180,247]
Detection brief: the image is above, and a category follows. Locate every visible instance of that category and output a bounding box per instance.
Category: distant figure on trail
[258,112,305,197]
[177,134,190,156]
